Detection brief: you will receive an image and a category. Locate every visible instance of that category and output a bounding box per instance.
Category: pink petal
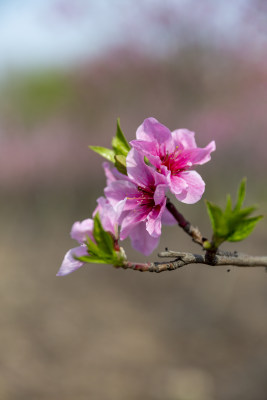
[130,139,162,169]
[191,140,216,165]
[168,175,188,195]
[134,118,175,161]
[103,161,128,185]
[162,208,177,225]
[180,141,216,166]
[129,221,160,256]
[104,180,136,208]
[174,171,205,204]
[154,183,168,205]
[103,162,117,185]
[146,197,167,237]
[94,196,125,238]
[120,208,148,240]
[146,207,161,237]
[146,198,166,237]
[57,246,88,276]
[70,218,94,244]
[126,148,156,189]
[136,117,172,145]
[153,167,170,185]
[172,129,197,150]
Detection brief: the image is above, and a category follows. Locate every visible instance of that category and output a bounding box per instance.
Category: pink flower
[104,149,172,255]
[130,117,215,204]
[57,198,123,276]
[57,218,94,276]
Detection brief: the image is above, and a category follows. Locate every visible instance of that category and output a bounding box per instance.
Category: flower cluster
[58,117,215,276]
[57,196,123,276]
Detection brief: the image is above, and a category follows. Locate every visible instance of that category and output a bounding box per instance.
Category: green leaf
[206,178,263,249]
[76,255,108,264]
[114,155,127,175]
[89,146,115,163]
[234,177,246,211]
[205,200,224,233]
[237,205,258,219]
[227,215,264,242]
[93,213,114,255]
[225,194,232,216]
[74,213,127,267]
[112,118,131,157]
[89,119,130,175]
[76,237,125,265]
[144,156,150,165]
[86,237,103,258]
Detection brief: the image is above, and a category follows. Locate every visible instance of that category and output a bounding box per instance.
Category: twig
[120,199,267,273]
[166,198,207,248]
[121,251,267,273]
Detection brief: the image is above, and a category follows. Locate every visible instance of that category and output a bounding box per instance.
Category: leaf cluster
[89,119,130,175]
[205,178,263,249]
[76,214,126,266]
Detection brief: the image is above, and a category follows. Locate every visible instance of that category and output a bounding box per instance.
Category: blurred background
[0,0,267,399]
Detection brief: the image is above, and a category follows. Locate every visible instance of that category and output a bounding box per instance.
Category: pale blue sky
[0,0,127,75]
[0,0,257,77]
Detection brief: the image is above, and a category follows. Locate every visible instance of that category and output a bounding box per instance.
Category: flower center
[136,186,155,208]
[161,147,189,176]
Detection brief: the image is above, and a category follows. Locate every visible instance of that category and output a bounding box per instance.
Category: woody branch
[122,251,267,273]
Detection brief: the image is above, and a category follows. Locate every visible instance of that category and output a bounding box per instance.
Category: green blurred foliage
[0,70,76,126]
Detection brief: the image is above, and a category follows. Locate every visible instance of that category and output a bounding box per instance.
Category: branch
[121,251,267,273]
[166,198,208,248]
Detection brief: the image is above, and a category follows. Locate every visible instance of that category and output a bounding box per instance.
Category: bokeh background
[0,1,267,399]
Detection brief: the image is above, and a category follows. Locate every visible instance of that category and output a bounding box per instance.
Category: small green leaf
[112,118,131,157]
[225,194,232,216]
[89,119,130,175]
[77,245,125,266]
[93,213,114,255]
[75,213,127,266]
[76,255,108,264]
[89,146,115,163]
[234,177,246,211]
[205,200,224,233]
[206,179,263,249]
[114,155,127,175]
[237,205,258,219]
[227,215,263,242]
[86,237,103,258]
[144,156,150,165]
